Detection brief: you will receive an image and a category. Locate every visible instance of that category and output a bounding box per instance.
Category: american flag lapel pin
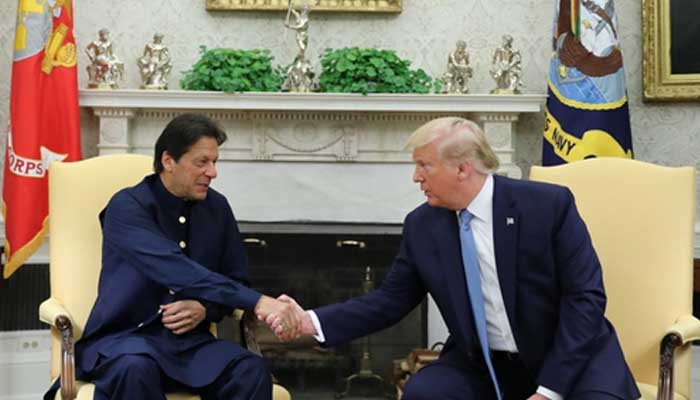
[506,217,515,226]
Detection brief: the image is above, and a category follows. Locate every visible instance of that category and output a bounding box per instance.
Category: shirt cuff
[307,310,325,343]
[537,386,562,400]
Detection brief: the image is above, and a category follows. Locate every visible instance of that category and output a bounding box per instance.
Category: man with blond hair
[268,117,640,400]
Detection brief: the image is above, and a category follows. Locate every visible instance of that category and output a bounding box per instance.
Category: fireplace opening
[232,230,427,399]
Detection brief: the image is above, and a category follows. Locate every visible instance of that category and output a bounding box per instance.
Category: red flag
[2,0,82,278]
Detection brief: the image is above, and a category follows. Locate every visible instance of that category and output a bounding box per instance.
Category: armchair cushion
[51,382,290,400]
[51,382,200,400]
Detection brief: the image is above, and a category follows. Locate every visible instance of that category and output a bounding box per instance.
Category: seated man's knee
[211,354,271,398]
[234,355,270,385]
[402,371,435,400]
[110,354,161,381]
[94,354,163,398]
[402,363,479,400]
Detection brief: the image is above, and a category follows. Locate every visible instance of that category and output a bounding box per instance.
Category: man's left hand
[161,300,206,335]
[527,394,550,400]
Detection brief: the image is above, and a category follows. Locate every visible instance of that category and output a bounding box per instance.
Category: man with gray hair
[267,117,640,400]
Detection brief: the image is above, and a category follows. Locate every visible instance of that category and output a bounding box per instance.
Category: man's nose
[206,163,217,179]
[412,167,422,183]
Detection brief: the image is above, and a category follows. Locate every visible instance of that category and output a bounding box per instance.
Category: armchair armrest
[240,309,263,357]
[39,297,73,327]
[666,315,700,344]
[229,309,287,394]
[657,315,700,400]
[39,298,77,400]
[232,308,245,321]
[219,309,261,356]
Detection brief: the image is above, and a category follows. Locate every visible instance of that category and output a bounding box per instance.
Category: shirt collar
[465,174,493,223]
[153,174,191,215]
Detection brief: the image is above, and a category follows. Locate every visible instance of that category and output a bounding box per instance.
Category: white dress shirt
[309,175,562,400]
[462,175,561,400]
[462,174,517,352]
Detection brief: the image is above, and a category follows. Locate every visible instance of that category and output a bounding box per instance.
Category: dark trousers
[90,353,272,400]
[402,351,626,400]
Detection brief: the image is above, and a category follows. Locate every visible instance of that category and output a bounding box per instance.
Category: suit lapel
[430,207,476,349]
[492,175,519,337]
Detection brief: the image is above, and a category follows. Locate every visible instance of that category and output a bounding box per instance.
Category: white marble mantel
[80,90,547,182]
[79,89,546,226]
[80,90,545,113]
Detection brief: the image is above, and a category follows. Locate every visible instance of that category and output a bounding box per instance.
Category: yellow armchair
[530,157,699,400]
[39,154,290,400]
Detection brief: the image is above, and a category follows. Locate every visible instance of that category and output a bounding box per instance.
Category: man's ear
[161,151,175,173]
[457,161,471,180]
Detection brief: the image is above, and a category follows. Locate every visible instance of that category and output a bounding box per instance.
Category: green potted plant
[180,46,284,92]
[318,47,433,95]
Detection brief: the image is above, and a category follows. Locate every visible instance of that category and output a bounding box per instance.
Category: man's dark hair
[153,113,227,173]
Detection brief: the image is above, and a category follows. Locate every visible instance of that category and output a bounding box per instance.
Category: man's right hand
[254,295,301,340]
[266,294,316,341]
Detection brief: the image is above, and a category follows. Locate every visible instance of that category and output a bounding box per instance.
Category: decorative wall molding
[93,108,135,155]
[80,90,545,113]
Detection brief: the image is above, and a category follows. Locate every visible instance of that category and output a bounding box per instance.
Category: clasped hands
[254,294,315,342]
[160,300,206,335]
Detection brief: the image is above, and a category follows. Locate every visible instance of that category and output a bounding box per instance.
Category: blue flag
[542,0,633,165]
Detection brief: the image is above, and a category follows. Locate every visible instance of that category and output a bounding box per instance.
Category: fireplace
[235,229,425,398]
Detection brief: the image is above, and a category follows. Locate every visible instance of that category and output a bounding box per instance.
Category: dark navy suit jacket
[46,175,262,399]
[316,175,640,398]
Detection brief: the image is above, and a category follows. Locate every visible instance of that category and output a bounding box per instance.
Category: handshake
[254,294,317,342]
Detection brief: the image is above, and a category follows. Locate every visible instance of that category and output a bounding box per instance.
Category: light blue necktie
[459,209,502,400]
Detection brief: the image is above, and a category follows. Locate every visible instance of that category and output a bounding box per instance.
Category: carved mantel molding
[80,90,545,112]
[80,90,547,179]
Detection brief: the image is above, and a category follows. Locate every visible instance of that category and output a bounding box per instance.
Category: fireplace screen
[234,232,427,399]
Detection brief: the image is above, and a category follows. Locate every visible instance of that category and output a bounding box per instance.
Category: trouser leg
[91,354,166,400]
[199,354,272,400]
[402,359,495,400]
